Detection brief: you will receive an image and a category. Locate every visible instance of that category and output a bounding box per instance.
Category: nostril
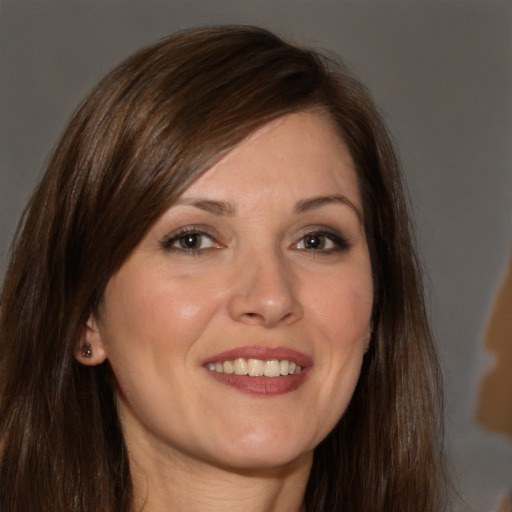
[243,312,261,321]
[239,312,269,325]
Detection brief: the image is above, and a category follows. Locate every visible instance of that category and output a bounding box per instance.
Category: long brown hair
[0,26,447,511]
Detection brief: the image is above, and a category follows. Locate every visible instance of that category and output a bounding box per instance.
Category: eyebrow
[294,194,364,224]
[175,194,363,223]
[174,198,237,216]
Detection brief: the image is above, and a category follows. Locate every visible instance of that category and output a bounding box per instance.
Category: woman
[0,26,447,511]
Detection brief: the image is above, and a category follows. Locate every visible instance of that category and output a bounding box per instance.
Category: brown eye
[303,234,327,249]
[293,230,350,253]
[162,229,220,254]
[178,233,202,249]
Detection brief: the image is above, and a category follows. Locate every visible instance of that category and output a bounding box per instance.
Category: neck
[129,445,312,512]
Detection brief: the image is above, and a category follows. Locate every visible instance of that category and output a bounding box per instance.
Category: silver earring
[81,342,92,358]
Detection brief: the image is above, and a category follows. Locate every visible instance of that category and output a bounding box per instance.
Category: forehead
[181,112,361,210]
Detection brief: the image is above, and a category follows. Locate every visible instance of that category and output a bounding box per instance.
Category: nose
[227,248,303,327]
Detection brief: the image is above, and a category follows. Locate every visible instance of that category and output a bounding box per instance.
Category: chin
[214,447,313,473]
[202,424,317,472]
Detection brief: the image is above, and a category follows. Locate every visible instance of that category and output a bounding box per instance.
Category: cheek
[310,266,373,345]
[305,265,372,423]
[155,274,231,342]
[101,269,228,358]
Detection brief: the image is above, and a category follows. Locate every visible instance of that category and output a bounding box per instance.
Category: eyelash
[292,228,351,254]
[160,226,351,256]
[161,226,220,256]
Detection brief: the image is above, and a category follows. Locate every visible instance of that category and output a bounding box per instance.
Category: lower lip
[205,369,310,396]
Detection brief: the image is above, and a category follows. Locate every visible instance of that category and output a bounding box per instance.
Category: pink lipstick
[202,346,312,396]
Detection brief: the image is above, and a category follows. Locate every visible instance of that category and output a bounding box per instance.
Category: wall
[1,1,511,510]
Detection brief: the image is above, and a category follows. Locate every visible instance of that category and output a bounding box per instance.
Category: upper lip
[202,345,313,368]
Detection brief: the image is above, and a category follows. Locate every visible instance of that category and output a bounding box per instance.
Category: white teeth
[264,359,281,377]
[223,361,234,374]
[248,358,264,377]
[207,358,304,377]
[233,357,248,375]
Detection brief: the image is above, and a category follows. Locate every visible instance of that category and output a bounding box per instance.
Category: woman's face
[83,112,373,472]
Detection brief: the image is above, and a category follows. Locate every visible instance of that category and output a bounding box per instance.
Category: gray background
[1,1,511,510]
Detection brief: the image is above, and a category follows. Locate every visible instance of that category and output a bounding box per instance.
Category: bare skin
[128,438,311,512]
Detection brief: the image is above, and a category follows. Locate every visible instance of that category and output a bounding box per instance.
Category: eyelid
[291,225,351,252]
[160,225,223,253]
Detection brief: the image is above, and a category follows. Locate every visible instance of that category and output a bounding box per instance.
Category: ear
[75,314,108,366]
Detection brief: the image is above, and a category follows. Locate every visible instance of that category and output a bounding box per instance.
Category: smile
[206,358,303,377]
[202,346,312,395]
